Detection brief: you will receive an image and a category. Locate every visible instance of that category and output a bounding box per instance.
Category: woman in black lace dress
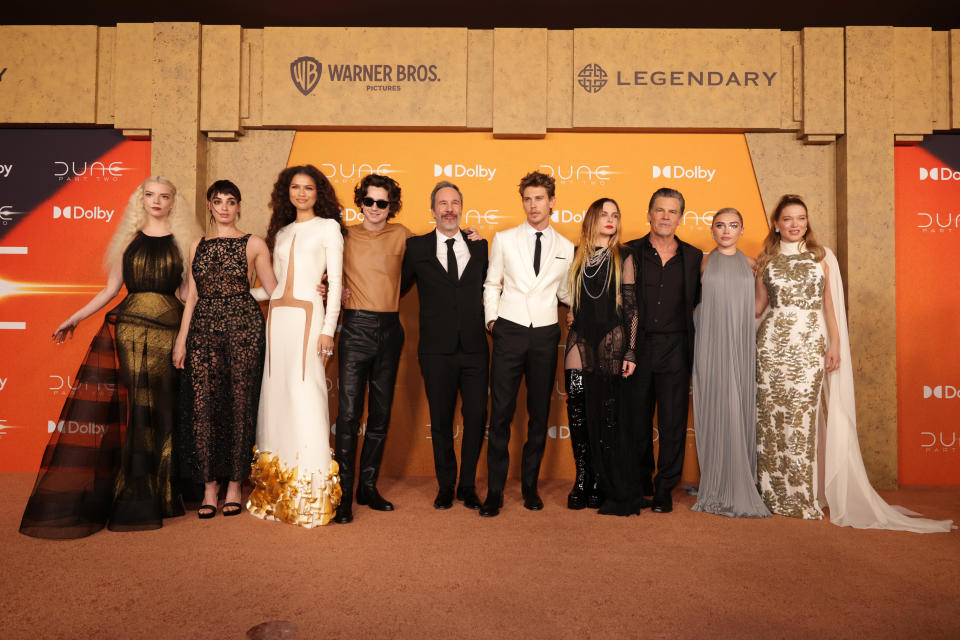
[173,180,277,518]
[564,198,643,516]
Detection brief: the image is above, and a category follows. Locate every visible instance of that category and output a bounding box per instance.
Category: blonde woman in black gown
[20,177,197,539]
[691,208,769,518]
[173,180,277,518]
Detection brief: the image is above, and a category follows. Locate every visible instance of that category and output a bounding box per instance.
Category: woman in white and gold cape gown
[756,194,953,533]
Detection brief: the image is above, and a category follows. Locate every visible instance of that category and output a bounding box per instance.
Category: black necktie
[533,231,543,276]
[445,237,458,279]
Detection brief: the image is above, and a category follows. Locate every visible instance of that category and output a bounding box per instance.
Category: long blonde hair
[755,194,826,276]
[569,198,624,313]
[103,176,197,277]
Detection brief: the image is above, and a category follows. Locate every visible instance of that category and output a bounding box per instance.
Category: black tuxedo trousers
[419,347,488,491]
[627,332,690,497]
[486,318,561,492]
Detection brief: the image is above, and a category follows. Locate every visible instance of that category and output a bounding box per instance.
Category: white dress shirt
[435,229,470,278]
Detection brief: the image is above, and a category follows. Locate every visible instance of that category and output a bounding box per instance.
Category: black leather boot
[565,369,590,510]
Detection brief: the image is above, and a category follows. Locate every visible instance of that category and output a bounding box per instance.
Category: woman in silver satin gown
[691,208,770,518]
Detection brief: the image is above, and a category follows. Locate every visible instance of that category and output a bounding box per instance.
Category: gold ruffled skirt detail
[246,446,342,527]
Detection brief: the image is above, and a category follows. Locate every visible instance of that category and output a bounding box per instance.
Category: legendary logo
[616,70,776,87]
[291,56,322,96]
[577,63,608,93]
[0,164,12,178]
[433,163,497,181]
[0,376,7,391]
[919,167,960,181]
[53,205,115,223]
[652,164,717,182]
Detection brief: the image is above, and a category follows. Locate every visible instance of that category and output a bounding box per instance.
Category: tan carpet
[2,473,959,639]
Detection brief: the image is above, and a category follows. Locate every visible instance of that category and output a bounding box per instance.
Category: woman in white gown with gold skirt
[755,194,953,533]
[247,165,345,528]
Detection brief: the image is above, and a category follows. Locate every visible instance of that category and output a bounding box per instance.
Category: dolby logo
[433,163,497,181]
[547,425,570,439]
[47,419,106,435]
[53,205,115,223]
[923,385,959,399]
[919,167,960,181]
[652,164,716,182]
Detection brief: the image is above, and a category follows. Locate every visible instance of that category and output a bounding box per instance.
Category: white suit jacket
[483,223,574,328]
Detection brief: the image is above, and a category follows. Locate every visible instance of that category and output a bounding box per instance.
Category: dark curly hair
[266,165,345,251]
[518,171,556,198]
[353,174,402,220]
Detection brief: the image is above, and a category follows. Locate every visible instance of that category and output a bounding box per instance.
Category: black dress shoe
[333,504,353,524]
[356,488,394,511]
[479,491,503,517]
[522,487,544,511]
[434,488,454,510]
[651,494,673,513]
[456,487,482,510]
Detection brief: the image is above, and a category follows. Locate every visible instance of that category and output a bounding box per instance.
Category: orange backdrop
[0,135,151,470]
[287,131,768,482]
[895,139,960,484]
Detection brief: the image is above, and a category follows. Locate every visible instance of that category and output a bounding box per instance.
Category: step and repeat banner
[289,131,768,481]
[8,128,959,486]
[895,136,960,484]
[0,129,152,471]
[1,129,769,481]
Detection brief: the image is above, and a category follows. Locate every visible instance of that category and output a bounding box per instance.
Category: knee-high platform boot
[565,369,591,510]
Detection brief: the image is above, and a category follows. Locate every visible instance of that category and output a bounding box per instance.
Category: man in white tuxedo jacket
[479,171,574,517]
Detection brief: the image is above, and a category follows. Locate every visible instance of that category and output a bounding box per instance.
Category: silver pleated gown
[691,250,770,518]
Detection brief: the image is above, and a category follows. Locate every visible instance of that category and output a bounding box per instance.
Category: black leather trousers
[334,310,404,506]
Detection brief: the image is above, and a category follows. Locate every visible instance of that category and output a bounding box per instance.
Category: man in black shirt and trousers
[625,187,702,513]
[401,181,488,511]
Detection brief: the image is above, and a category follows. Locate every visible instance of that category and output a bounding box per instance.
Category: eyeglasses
[362,197,391,210]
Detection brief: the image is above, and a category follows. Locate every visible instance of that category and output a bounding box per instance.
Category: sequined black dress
[180,235,265,484]
[20,232,185,538]
[565,246,641,515]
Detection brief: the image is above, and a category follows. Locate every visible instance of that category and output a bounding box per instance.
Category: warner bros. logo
[291,56,322,96]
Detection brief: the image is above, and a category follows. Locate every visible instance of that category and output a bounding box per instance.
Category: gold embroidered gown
[247,217,344,527]
[756,241,826,519]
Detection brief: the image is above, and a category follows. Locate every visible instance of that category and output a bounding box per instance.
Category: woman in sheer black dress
[20,177,197,538]
[564,198,644,516]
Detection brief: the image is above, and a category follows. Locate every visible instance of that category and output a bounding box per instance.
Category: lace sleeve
[621,251,638,364]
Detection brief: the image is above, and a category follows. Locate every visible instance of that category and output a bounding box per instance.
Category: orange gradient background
[0,139,151,470]
[894,143,960,484]
[288,131,768,482]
